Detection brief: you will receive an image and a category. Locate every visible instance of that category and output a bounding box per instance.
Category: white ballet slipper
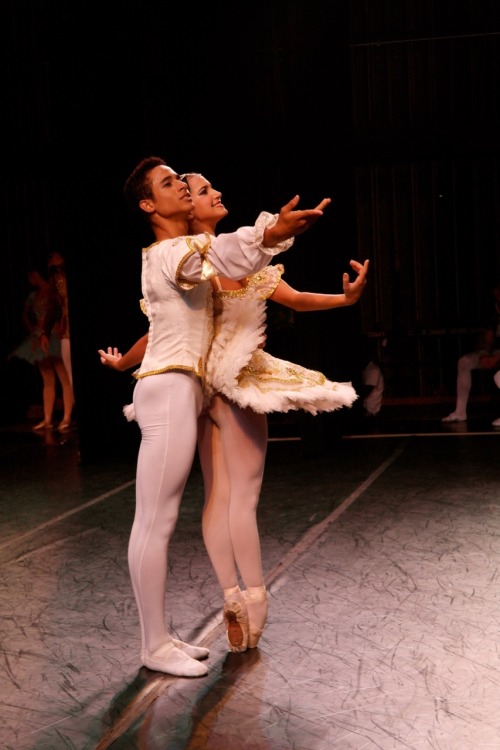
[141,640,208,677]
[172,638,209,660]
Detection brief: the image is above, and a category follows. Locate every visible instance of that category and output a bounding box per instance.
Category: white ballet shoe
[223,588,248,653]
[172,638,209,660]
[141,641,208,677]
[244,585,269,649]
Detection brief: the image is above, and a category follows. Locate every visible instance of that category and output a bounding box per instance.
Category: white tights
[197,395,268,592]
[131,372,202,653]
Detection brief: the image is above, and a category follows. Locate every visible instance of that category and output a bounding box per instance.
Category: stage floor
[2,406,500,750]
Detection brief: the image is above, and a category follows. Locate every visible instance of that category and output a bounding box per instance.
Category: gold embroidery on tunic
[133,363,204,380]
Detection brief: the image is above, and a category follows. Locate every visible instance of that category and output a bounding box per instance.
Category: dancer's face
[141,164,194,220]
[184,174,228,232]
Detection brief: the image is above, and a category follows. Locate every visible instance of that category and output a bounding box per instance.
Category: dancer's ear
[139,199,155,214]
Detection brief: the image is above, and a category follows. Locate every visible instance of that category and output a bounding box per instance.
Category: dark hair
[179,172,201,187]
[123,156,166,214]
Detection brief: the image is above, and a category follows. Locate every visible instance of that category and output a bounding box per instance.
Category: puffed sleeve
[180,213,294,284]
[242,264,284,300]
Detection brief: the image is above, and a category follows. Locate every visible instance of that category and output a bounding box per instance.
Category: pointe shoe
[223,594,249,653]
[141,641,208,677]
[172,638,209,660]
[244,585,269,649]
[441,412,467,423]
[33,421,53,431]
[57,421,71,432]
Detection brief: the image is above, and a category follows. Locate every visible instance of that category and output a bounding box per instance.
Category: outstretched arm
[98,334,148,371]
[263,195,331,247]
[269,259,369,311]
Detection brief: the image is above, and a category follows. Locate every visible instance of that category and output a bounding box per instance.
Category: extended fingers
[98,349,112,364]
[280,195,300,213]
[281,195,331,215]
[350,258,370,273]
[313,197,331,212]
[299,199,331,217]
[98,347,121,366]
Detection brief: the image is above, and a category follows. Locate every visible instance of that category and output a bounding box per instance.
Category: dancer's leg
[53,357,74,425]
[455,351,481,416]
[198,411,248,651]
[130,372,207,676]
[198,413,237,589]
[206,396,269,647]
[204,396,268,587]
[60,337,73,386]
[36,359,56,426]
[443,350,481,421]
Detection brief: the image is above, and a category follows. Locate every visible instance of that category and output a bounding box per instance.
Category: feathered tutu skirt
[203,297,357,416]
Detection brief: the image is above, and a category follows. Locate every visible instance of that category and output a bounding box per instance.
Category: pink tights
[197,395,268,592]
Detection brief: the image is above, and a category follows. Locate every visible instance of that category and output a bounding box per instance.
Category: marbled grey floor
[1,410,500,750]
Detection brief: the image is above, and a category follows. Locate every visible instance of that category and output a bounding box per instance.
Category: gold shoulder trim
[175,246,198,290]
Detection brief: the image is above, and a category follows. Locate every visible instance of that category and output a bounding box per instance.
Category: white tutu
[203,265,358,415]
[210,347,357,416]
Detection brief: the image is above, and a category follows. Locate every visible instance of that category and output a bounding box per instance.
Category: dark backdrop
[1,1,499,461]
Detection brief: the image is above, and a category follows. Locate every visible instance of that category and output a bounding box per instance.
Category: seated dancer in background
[99,171,369,658]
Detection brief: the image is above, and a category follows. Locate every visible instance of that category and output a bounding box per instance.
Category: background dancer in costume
[99,171,368,656]
[10,266,74,431]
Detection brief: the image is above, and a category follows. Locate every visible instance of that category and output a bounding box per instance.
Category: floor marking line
[264,440,408,588]
[0,479,135,552]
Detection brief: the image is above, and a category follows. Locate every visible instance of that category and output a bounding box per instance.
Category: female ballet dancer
[10,266,74,431]
[99,172,369,655]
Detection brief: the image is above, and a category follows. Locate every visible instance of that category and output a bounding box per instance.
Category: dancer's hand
[343,259,370,305]
[263,195,331,246]
[98,334,147,371]
[98,346,123,370]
